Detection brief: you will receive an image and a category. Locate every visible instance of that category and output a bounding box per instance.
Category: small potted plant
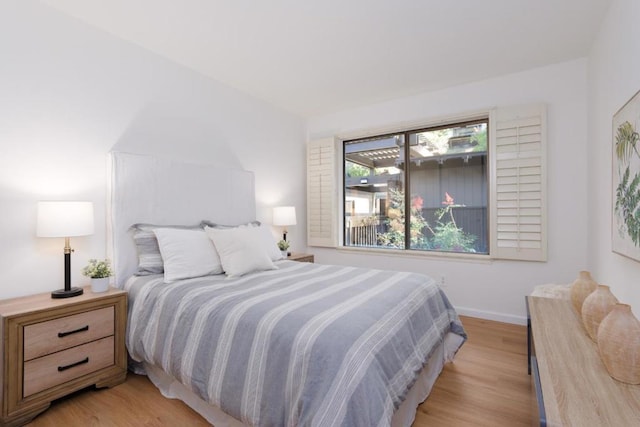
[82,259,112,293]
[277,240,290,258]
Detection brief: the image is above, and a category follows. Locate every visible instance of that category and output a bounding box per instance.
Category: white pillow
[255,225,286,261]
[205,226,277,278]
[153,228,223,283]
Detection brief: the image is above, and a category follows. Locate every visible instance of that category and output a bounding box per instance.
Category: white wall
[0,2,306,299]
[308,59,590,324]
[1,2,616,326]
[588,0,640,318]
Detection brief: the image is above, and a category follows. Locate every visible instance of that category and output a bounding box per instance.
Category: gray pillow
[129,223,202,275]
[199,220,261,229]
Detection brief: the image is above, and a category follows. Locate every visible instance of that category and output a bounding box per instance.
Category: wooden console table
[527,296,640,426]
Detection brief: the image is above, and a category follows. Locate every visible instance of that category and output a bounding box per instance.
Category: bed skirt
[141,331,464,427]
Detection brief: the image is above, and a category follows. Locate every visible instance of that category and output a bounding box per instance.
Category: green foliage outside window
[431,194,477,252]
[377,188,429,249]
[378,189,477,252]
[345,161,370,178]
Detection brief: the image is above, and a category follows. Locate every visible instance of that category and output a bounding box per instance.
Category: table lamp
[37,201,94,298]
[273,206,297,242]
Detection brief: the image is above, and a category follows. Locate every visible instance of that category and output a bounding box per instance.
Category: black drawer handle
[58,325,89,338]
[58,357,89,372]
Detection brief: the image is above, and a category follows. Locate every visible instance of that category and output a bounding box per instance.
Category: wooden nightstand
[287,252,314,263]
[0,287,127,426]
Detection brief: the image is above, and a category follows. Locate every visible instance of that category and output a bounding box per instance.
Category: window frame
[342,117,490,256]
[307,104,546,262]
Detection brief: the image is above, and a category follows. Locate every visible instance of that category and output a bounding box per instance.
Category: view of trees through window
[344,120,489,254]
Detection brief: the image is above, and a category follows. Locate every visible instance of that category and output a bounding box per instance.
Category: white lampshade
[37,201,94,237]
[273,206,297,226]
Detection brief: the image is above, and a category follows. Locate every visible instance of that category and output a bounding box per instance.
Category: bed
[108,152,466,427]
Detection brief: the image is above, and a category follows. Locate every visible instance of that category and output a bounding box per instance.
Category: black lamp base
[51,287,84,299]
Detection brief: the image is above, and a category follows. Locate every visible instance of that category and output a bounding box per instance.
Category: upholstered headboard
[107,152,256,288]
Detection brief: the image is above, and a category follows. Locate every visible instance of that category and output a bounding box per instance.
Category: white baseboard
[454,306,527,326]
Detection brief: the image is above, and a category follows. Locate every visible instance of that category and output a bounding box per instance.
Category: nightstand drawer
[23,335,114,397]
[24,306,114,361]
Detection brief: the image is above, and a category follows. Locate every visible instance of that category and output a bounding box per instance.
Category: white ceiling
[42,0,612,118]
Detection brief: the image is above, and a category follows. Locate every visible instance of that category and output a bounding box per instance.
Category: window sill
[336,245,493,264]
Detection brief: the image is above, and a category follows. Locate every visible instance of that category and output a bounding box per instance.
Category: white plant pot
[91,277,110,293]
[281,250,288,259]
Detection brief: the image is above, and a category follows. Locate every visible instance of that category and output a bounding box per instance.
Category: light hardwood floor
[27,316,533,426]
[415,316,533,426]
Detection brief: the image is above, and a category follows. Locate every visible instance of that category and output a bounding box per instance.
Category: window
[343,120,488,254]
[307,104,547,262]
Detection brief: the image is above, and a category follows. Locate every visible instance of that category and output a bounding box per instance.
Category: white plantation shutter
[307,138,338,247]
[490,104,547,261]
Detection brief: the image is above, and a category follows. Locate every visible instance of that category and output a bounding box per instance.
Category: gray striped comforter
[126,261,466,427]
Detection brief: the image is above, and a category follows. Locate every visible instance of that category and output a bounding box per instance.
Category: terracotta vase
[570,271,597,314]
[597,304,640,384]
[581,285,618,341]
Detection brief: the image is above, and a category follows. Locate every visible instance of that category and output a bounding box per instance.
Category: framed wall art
[612,89,640,262]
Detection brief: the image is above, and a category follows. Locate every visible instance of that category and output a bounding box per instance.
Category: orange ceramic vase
[581,285,618,341]
[570,271,597,314]
[597,304,640,384]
